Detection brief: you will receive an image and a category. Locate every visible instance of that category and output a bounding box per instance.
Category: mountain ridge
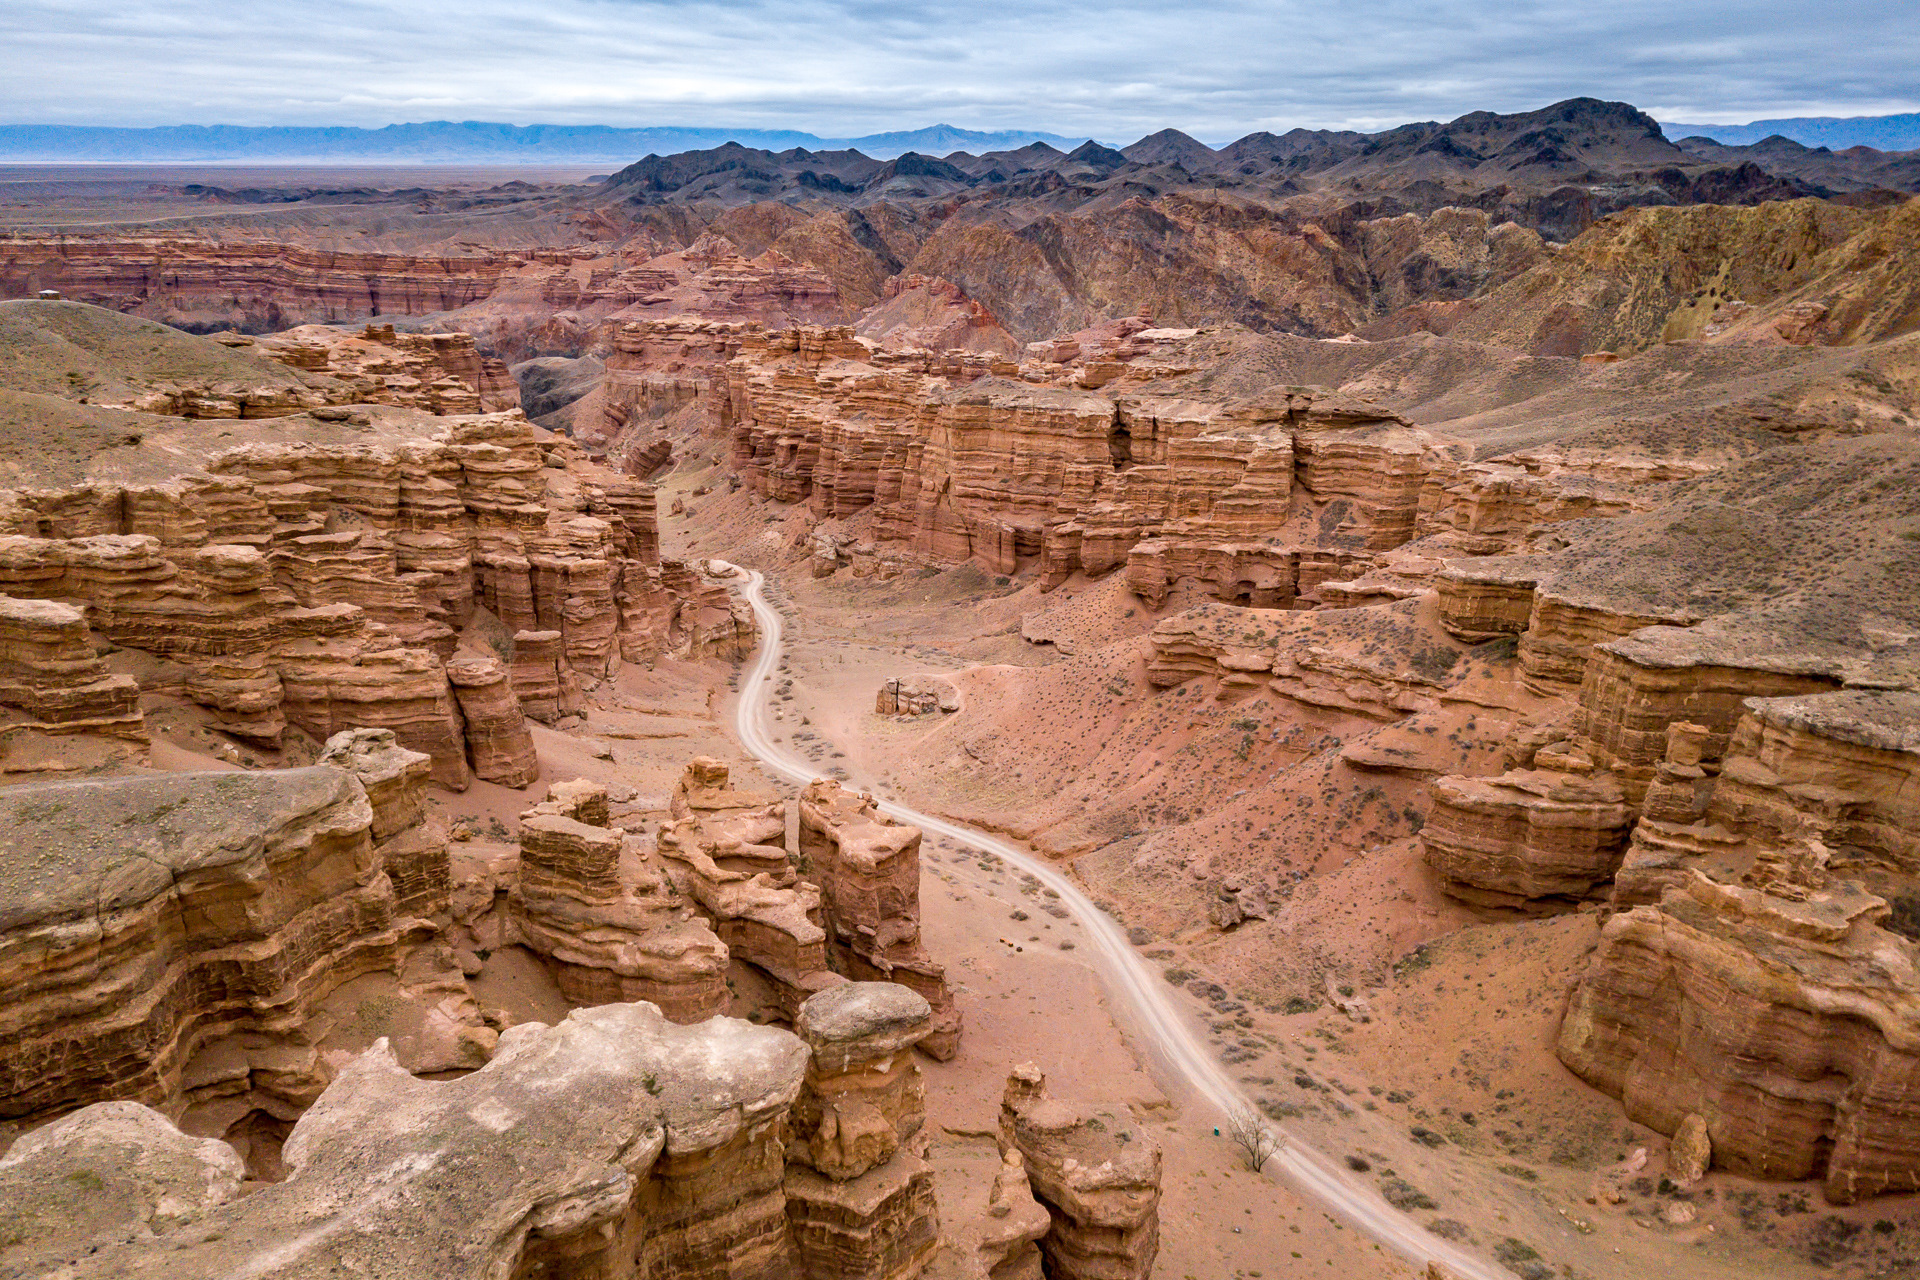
[0,121,1103,164]
[1662,111,1920,151]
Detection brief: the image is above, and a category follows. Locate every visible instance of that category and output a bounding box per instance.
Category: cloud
[4,0,1916,139]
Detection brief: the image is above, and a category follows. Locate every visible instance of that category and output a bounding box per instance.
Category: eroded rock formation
[0,591,147,771]
[998,1066,1162,1280]
[1557,689,1920,1202]
[510,777,732,1018]
[0,728,491,1158]
[255,322,520,414]
[506,762,960,1062]
[0,302,747,787]
[785,983,943,1280]
[801,777,963,1059]
[0,1003,812,1280]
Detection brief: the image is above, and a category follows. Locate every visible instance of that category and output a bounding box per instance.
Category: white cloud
[3,0,1915,138]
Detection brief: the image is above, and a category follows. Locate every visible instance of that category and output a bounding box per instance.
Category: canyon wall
[0,744,1033,1278]
[653,307,1920,1201]
[638,316,1780,617]
[0,728,490,1160]
[0,304,748,787]
[0,235,526,332]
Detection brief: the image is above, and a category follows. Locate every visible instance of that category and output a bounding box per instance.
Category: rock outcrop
[1557,688,1920,1202]
[1420,770,1633,908]
[785,983,943,1280]
[875,675,959,717]
[511,777,731,1019]
[998,1066,1162,1280]
[256,322,520,414]
[657,762,839,1019]
[801,777,963,1059]
[0,1003,812,1280]
[942,1150,1052,1280]
[0,728,491,1154]
[1424,436,1920,909]
[509,762,961,1065]
[0,591,147,770]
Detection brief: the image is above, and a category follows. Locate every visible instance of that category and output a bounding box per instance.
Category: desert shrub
[1379,1177,1437,1211]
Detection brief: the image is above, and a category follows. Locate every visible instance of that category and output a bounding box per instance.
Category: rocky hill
[6,99,1918,371]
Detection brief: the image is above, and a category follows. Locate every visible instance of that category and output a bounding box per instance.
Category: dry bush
[1226,1103,1283,1172]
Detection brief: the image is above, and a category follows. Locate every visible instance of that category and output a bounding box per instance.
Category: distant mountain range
[7,109,1915,168]
[0,122,1100,164]
[1661,112,1920,152]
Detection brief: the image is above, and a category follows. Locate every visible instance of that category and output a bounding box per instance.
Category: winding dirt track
[729,569,1503,1280]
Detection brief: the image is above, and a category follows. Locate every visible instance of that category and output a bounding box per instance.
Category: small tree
[1227,1104,1283,1172]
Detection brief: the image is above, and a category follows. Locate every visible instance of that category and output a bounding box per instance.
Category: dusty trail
[727,568,1503,1280]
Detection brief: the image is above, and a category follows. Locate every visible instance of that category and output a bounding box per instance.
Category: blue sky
[5,0,1915,138]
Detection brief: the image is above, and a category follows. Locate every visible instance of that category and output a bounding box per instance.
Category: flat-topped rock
[798,981,934,1059]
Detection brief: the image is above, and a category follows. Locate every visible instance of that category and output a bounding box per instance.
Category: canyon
[1,94,1918,1280]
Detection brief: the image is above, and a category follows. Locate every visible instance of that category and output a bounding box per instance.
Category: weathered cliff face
[658,761,839,1019]
[1548,689,1920,1204]
[0,228,850,369]
[0,302,738,787]
[711,321,1464,606]
[801,777,963,1060]
[0,235,521,334]
[684,295,1915,1205]
[0,729,491,1158]
[2,977,1009,1280]
[0,592,147,771]
[1,1003,814,1280]
[998,1066,1162,1280]
[660,307,1916,622]
[255,322,521,414]
[1420,769,1633,908]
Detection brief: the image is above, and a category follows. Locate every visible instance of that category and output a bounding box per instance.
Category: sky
[5,0,1917,140]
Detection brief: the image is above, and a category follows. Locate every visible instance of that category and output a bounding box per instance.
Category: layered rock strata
[0,728,491,1146]
[998,1066,1162,1280]
[1421,770,1633,908]
[1423,439,1920,911]
[801,777,963,1059]
[0,236,520,333]
[696,319,1727,611]
[0,591,147,770]
[785,982,943,1280]
[508,761,962,1067]
[510,777,731,1019]
[0,1003,812,1280]
[0,407,710,785]
[657,761,839,1019]
[255,323,520,414]
[1557,689,1920,1202]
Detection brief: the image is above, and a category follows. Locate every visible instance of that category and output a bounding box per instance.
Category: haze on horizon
[5,0,1917,143]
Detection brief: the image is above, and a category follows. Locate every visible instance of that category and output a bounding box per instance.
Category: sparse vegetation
[1225,1103,1283,1172]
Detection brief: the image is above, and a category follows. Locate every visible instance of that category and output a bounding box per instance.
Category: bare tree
[1226,1104,1283,1172]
